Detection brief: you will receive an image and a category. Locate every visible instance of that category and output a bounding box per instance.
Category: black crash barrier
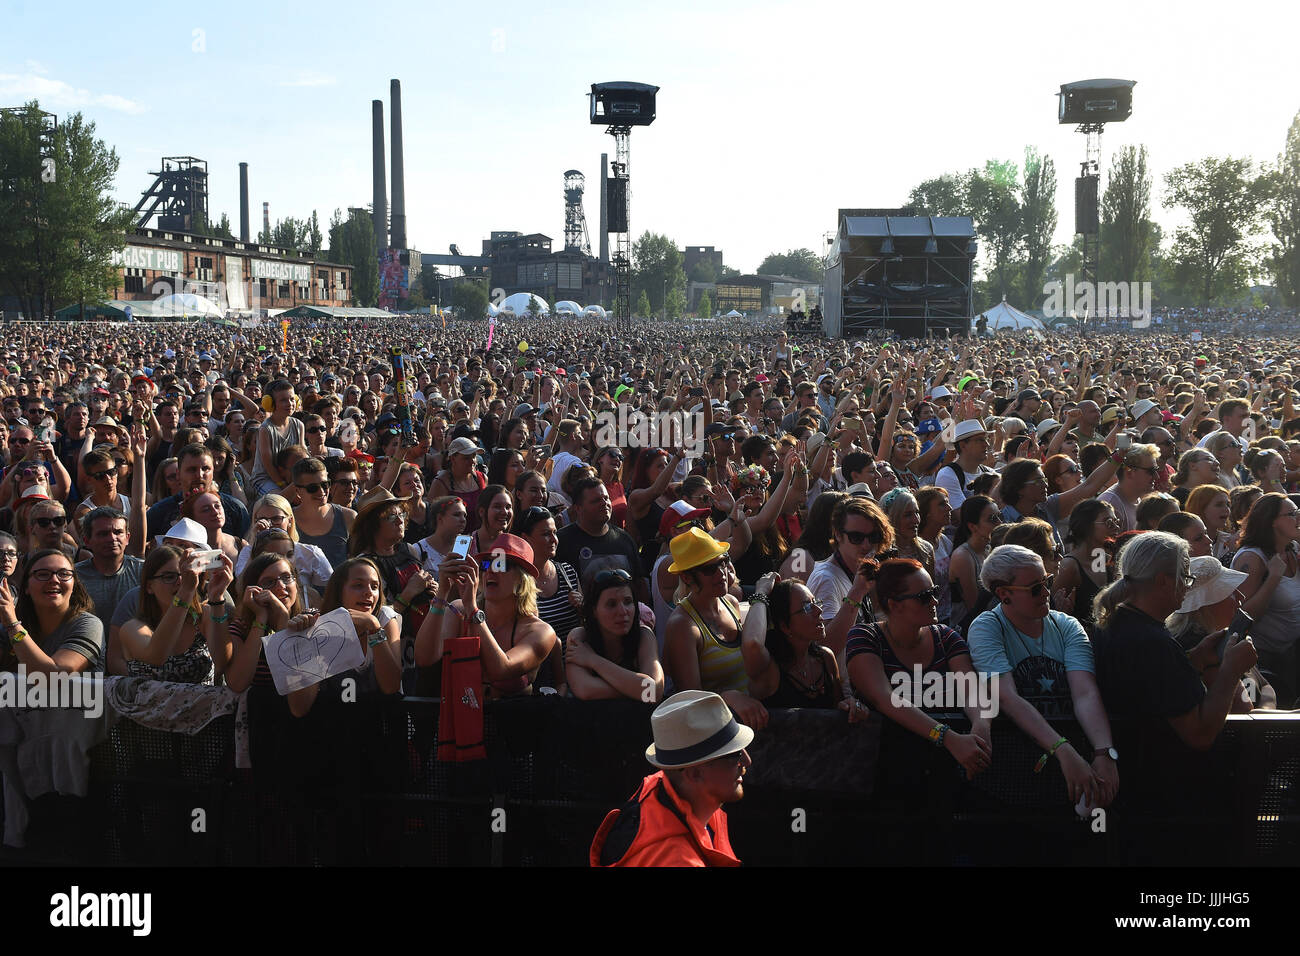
[10,693,1300,866]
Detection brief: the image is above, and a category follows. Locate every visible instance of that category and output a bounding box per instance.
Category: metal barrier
[12,695,1300,866]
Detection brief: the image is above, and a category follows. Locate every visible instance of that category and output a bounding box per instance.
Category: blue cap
[914,417,942,436]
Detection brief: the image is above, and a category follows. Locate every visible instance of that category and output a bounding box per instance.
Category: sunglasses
[1002,574,1055,598]
[296,481,328,495]
[33,515,67,529]
[795,598,824,617]
[843,529,885,545]
[895,584,943,604]
[32,567,75,582]
[307,426,327,435]
[594,568,633,586]
[89,469,114,481]
[380,510,405,524]
[694,556,733,576]
[0,550,15,560]
[10,437,30,446]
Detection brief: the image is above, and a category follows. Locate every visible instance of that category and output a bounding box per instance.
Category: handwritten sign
[262,606,363,695]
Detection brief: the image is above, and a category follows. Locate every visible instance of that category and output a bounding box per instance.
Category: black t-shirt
[556,523,641,587]
[1092,604,1205,720]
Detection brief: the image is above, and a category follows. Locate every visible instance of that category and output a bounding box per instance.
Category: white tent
[725,309,744,318]
[152,292,224,317]
[975,296,1044,331]
[582,305,608,319]
[553,300,583,315]
[498,292,550,316]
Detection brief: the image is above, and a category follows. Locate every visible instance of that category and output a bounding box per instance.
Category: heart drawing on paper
[276,619,350,681]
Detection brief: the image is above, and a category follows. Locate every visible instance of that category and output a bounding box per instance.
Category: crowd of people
[0,312,1294,856]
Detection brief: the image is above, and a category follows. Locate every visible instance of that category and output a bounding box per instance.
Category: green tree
[527,294,541,316]
[697,290,713,319]
[635,288,652,318]
[1101,145,1156,286]
[450,278,488,318]
[666,284,686,319]
[0,103,134,319]
[419,262,442,302]
[1018,147,1058,309]
[631,231,686,313]
[308,210,323,258]
[1268,111,1300,306]
[717,265,741,280]
[967,159,1022,301]
[1164,156,1271,303]
[907,172,968,217]
[327,208,379,307]
[757,248,822,282]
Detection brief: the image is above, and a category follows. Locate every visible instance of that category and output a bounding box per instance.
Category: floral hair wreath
[731,464,770,493]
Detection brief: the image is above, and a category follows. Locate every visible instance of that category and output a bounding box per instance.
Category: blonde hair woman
[234,493,332,596]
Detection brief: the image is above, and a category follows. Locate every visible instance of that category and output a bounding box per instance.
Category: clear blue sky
[4,0,1298,278]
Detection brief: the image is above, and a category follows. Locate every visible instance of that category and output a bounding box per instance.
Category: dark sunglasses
[1002,574,1055,598]
[33,515,68,529]
[895,584,943,604]
[88,469,114,481]
[307,426,327,435]
[295,481,328,495]
[844,529,885,545]
[694,556,732,576]
[594,568,633,585]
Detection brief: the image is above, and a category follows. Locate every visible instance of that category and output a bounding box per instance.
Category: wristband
[927,723,945,745]
[750,592,769,607]
[1034,736,1069,774]
[206,598,226,606]
[172,595,189,609]
[210,609,230,624]
[8,624,27,645]
[429,606,445,616]
[841,596,864,612]
[394,595,411,610]
[1110,449,1125,464]
[366,631,387,648]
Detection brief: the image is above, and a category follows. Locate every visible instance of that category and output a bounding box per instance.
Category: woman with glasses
[236,494,332,598]
[845,558,991,773]
[564,566,664,702]
[969,545,1118,809]
[181,488,244,567]
[949,495,998,633]
[1229,493,1300,706]
[1056,499,1118,633]
[742,574,861,715]
[214,552,304,694]
[118,544,228,684]
[1043,454,1083,496]
[1205,431,1245,490]
[0,549,102,674]
[592,446,627,530]
[283,558,402,718]
[293,458,356,567]
[0,532,18,595]
[1171,448,1222,507]
[417,533,557,700]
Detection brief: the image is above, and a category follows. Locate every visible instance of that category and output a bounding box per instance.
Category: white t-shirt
[548,450,584,493]
[934,461,997,510]
[807,555,853,623]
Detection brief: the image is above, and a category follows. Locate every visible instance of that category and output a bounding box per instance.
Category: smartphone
[689,386,705,397]
[1117,433,1132,451]
[451,534,473,560]
[1224,608,1254,657]
[534,443,552,460]
[190,549,223,573]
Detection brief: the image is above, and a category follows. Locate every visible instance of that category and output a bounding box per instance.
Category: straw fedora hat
[645,690,754,770]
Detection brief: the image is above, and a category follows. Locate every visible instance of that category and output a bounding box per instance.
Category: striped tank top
[679,595,748,694]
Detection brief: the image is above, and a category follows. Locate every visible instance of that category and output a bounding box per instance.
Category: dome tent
[499,293,550,316]
[553,300,583,315]
[582,305,608,319]
[975,296,1044,332]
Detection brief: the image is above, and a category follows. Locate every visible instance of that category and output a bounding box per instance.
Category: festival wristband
[366,631,387,648]
[1034,736,1069,774]
[8,624,27,645]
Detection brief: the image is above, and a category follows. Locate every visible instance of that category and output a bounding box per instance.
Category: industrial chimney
[599,152,609,264]
[372,99,387,255]
[262,202,270,242]
[239,162,250,242]
[390,79,406,251]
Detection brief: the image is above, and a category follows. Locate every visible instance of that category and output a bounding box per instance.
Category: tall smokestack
[372,99,387,255]
[389,79,406,251]
[239,163,250,242]
[262,202,270,242]
[599,153,609,264]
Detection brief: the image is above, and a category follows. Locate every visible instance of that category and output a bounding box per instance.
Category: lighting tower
[563,170,592,256]
[589,82,659,329]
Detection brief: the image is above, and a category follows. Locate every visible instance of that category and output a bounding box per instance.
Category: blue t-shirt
[967,604,1093,718]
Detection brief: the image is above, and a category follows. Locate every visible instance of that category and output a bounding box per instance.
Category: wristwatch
[470,609,486,625]
[1094,746,1119,761]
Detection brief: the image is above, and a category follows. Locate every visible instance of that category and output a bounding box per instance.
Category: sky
[3,0,1299,278]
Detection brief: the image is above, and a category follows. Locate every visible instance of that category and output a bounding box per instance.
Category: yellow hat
[667,527,730,574]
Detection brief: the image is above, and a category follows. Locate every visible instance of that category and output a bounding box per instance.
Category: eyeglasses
[1001,575,1055,598]
[151,570,182,584]
[296,481,327,495]
[1063,465,1081,475]
[843,529,885,545]
[1131,465,1159,475]
[10,437,30,446]
[260,573,297,589]
[895,584,943,604]
[0,550,17,560]
[33,515,67,529]
[985,512,1004,525]
[88,469,114,481]
[694,557,732,576]
[708,750,747,769]
[31,567,75,583]
[594,568,633,585]
[380,510,405,524]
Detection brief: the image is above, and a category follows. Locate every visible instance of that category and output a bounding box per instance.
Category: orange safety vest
[589,771,741,867]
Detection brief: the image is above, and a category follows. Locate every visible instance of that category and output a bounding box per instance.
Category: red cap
[658,499,711,538]
[473,533,538,578]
